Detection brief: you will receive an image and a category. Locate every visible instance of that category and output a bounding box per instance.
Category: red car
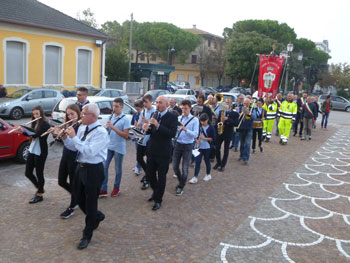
[0,118,30,163]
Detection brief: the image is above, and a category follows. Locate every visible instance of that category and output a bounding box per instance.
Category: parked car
[319,95,350,112]
[174,89,196,96]
[195,87,218,98]
[164,94,197,106]
[94,89,128,102]
[218,92,238,103]
[167,82,182,93]
[215,86,231,92]
[173,81,190,89]
[51,96,136,126]
[139,89,170,101]
[0,118,30,163]
[0,89,64,120]
[229,87,244,95]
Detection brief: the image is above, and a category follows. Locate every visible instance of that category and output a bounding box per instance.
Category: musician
[15,106,50,203]
[210,97,220,125]
[252,99,265,153]
[294,92,308,137]
[193,94,212,121]
[55,104,81,218]
[137,94,156,190]
[62,103,109,249]
[213,98,239,171]
[237,98,256,165]
[143,96,177,210]
[168,97,182,115]
[173,100,199,196]
[76,87,90,111]
[189,113,215,184]
[100,98,130,197]
[230,94,244,151]
[301,96,317,140]
[131,100,144,176]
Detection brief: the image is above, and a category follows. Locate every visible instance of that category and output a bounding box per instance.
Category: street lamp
[284,43,294,94]
[293,51,303,94]
[167,46,175,65]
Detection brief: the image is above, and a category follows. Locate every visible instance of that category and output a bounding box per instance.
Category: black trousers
[252,128,263,149]
[147,155,170,203]
[25,153,47,194]
[58,154,77,208]
[215,134,231,167]
[74,162,105,240]
[294,113,304,135]
[136,144,147,174]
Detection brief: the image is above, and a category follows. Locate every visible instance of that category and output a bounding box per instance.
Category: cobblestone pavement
[0,112,349,263]
[204,128,350,263]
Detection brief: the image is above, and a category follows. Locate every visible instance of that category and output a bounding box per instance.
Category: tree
[331,63,350,90]
[105,45,129,81]
[209,40,226,86]
[76,8,98,29]
[197,41,211,85]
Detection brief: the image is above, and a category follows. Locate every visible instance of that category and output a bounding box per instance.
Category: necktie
[81,126,89,141]
[157,113,161,122]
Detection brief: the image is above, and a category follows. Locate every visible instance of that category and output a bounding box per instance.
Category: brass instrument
[41,118,77,137]
[8,117,42,134]
[237,100,255,129]
[215,93,225,104]
[217,110,225,135]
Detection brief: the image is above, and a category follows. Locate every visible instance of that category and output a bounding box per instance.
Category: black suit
[146,111,177,203]
[169,105,182,116]
[294,98,305,136]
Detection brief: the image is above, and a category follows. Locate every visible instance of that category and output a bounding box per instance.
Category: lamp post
[167,46,175,65]
[284,43,294,95]
[294,51,303,94]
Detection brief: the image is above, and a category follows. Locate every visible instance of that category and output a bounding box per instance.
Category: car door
[331,96,340,110]
[0,120,14,158]
[22,90,43,114]
[42,90,59,112]
[336,97,346,110]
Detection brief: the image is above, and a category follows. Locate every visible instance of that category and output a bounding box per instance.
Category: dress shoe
[260,146,263,152]
[293,132,296,136]
[77,238,90,249]
[219,166,225,172]
[94,213,105,230]
[265,138,270,143]
[213,163,220,170]
[252,149,256,154]
[148,195,154,202]
[29,195,43,204]
[141,182,149,190]
[152,202,161,211]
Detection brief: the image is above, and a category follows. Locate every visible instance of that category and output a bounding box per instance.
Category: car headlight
[0,102,10,107]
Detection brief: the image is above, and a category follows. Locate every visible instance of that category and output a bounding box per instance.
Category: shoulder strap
[112,115,125,126]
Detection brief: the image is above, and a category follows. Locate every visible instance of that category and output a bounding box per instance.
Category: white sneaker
[203,174,212,181]
[173,174,177,178]
[134,167,140,175]
[189,177,198,184]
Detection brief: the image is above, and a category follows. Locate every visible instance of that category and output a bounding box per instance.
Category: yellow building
[0,0,109,93]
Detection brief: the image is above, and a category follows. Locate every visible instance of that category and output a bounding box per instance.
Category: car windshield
[6,89,30,98]
[175,90,187,95]
[54,99,76,112]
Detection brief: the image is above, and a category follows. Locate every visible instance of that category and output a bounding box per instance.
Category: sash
[276,99,281,107]
[300,98,305,105]
[305,103,314,118]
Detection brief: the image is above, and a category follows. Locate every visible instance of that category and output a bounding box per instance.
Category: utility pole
[128,13,133,81]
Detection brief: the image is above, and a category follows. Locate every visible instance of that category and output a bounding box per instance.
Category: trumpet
[41,118,77,137]
[8,117,42,134]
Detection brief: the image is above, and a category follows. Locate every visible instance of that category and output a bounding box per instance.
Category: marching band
[13,90,323,249]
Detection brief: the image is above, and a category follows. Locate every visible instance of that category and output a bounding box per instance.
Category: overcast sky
[40,0,349,64]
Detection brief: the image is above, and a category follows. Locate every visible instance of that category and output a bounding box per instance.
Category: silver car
[319,95,350,112]
[94,89,129,102]
[0,88,64,120]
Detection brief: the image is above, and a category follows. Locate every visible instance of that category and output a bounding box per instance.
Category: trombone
[41,118,77,137]
[8,117,42,134]
[237,99,255,129]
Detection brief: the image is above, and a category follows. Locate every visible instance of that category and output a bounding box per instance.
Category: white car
[164,94,197,105]
[218,92,238,103]
[51,96,136,126]
[94,89,129,102]
[174,89,196,96]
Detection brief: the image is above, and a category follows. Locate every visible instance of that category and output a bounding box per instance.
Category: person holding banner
[301,96,318,140]
[277,93,297,145]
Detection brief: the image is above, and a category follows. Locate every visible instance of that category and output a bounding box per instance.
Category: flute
[8,117,42,134]
[41,118,77,137]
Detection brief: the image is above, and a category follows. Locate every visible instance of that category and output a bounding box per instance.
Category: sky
[40,0,350,64]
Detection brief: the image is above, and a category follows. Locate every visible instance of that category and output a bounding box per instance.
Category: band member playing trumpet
[173,100,199,196]
[54,104,81,218]
[237,98,256,165]
[213,98,239,171]
[137,94,156,190]
[62,103,109,249]
[14,106,50,203]
[143,96,177,210]
[252,99,265,153]
[100,98,130,197]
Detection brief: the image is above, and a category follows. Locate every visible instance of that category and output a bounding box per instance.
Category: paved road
[0,110,349,262]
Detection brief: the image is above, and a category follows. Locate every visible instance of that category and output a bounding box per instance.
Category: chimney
[193,24,196,29]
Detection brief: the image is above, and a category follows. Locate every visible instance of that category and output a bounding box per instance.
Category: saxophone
[217,110,225,135]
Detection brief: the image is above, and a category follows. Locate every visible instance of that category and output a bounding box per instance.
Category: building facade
[0,0,108,92]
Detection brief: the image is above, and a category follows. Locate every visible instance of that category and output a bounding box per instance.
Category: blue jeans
[321,112,330,128]
[239,129,252,161]
[231,131,240,149]
[194,148,211,177]
[102,149,124,191]
[173,142,193,189]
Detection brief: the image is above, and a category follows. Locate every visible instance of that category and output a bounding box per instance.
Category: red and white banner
[258,54,285,98]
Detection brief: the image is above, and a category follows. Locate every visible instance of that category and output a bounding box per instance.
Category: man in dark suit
[76,87,90,111]
[168,97,182,116]
[144,96,177,210]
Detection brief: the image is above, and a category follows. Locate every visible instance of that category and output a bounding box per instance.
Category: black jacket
[216,110,239,137]
[146,111,178,159]
[23,121,50,157]
[169,105,182,116]
[302,103,317,119]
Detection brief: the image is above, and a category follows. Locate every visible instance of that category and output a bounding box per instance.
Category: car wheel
[16,141,29,164]
[10,107,24,120]
[346,106,350,112]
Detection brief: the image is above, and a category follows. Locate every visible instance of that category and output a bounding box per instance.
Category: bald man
[168,98,182,115]
[144,96,178,210]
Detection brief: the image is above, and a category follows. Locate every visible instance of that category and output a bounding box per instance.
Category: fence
[106,81,143,95]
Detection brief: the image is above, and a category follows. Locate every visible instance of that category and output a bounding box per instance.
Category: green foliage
[332,63,350,90]
[76,8,98,29]
[105,45,129,81]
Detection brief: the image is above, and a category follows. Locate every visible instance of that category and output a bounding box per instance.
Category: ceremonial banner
[258,54,285,98]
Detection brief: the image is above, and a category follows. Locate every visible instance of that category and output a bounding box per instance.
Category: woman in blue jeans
[321,95,332,129]
[189,113,215,184]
